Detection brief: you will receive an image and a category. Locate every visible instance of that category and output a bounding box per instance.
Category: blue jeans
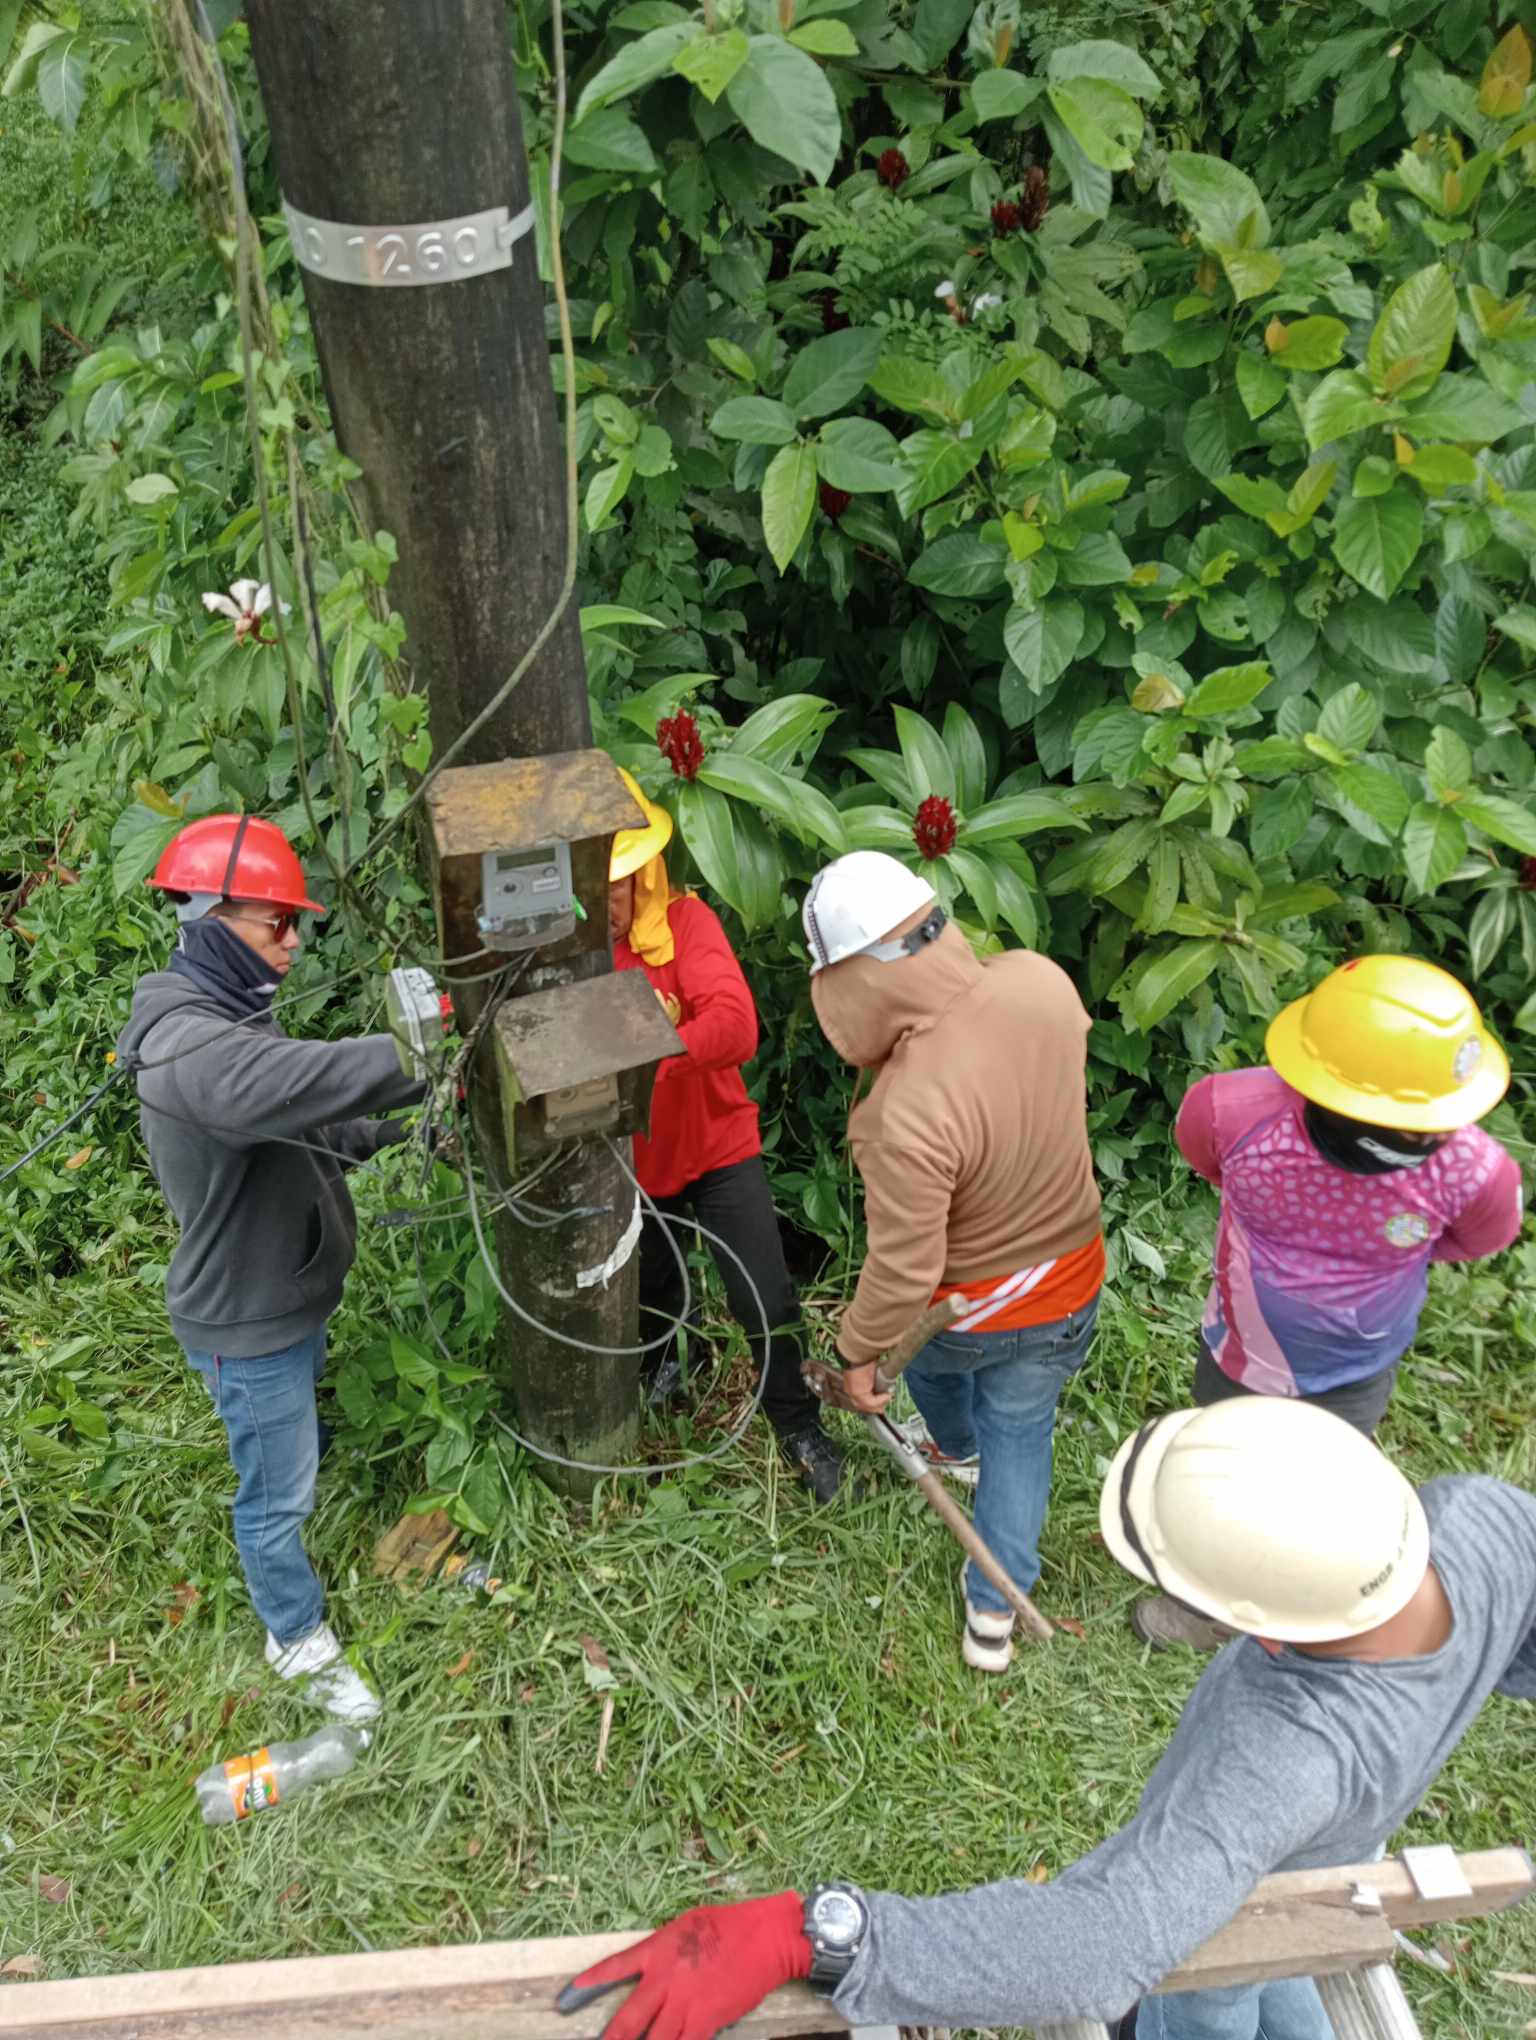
[1137,1978,1330,2039]
[904,1297,1098,1613]
[185,1327,329,1647]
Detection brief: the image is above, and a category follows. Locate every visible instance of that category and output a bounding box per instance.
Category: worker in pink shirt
[1137,955,1524,1651]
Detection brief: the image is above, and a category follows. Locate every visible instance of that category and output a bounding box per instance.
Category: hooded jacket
[118,971,426,1357]
[813,921,1100,1367]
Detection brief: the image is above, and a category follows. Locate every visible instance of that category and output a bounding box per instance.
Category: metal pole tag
[282,200,535,287]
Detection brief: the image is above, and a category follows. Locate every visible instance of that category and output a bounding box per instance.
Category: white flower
[934,279,957,299]
[200,580,290,645]
[971,292,1003,314]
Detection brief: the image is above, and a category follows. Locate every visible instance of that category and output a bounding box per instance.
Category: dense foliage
[2,0,1534,1520]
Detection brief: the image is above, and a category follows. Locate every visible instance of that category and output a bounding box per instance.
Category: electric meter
[477,840,575,951]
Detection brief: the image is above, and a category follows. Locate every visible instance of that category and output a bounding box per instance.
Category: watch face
[816,1890,863,1948]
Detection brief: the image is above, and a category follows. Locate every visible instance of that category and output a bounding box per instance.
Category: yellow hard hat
[609,766,673,882]
[1266,954,1509,1133]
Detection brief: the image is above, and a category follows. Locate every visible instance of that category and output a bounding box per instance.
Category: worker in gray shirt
[119,815,426,1725]
[558,1395,1536,2040]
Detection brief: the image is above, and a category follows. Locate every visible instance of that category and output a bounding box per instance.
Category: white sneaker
[265,1622,382,1724]
[960,1565,1015,1673]
[896,1414,980,1487]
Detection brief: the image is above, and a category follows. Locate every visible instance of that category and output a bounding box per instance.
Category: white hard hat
[1099,1397,1430,1643]
[802,851,939,976]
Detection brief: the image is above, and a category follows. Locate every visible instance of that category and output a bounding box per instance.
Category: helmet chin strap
[860,905,948,965]
[1304,1102,1446,1176]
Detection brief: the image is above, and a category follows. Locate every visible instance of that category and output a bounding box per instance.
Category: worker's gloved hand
[804,1357,890,1414]
[556,1892,811,2040]
[654,987,682,1027]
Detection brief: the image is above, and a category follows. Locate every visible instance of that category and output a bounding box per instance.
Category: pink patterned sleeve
[1175,1075,1223,1185]
[1433,1146,1525,1262]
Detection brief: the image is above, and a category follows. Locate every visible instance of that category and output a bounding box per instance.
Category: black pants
[638,1154,818,1436]
[1193,1342,1397,1438]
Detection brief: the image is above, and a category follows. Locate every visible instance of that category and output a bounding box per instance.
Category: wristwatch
[803,1882,870,1994]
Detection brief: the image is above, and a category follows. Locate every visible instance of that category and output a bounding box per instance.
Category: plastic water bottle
[195,1724,370,1825]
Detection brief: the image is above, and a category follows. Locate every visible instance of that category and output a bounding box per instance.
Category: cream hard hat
[801,851,938,975]
[1099,1397,1430,1643]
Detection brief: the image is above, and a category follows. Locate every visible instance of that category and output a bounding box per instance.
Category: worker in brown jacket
[802,851,1102,1670]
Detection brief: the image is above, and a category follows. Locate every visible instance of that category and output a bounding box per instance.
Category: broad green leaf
[1353,455,1396,498]
[1055,530,1132,586]
[2,20,65,98]
[711,395,797,443]
[892,429,982,516]
[1400,443,1478,490]
[731,694,835,766]
[760,442,818,572]
[1236,352,1286,421]
[1089,817,1160,892]
[1325,762,1410,839]
[1185,661,1272,717]
[971,69,1043,121]
[1317,682,1379,754]
[564,105,658,174]
[1046,38,1161,97]
[1303,369,1388,450]
[1184,392,1259,482]
[1269,457,1337,537]
[1467,889,1514,981]
[673,29,750,101]
[1401,803,1468,892]
[1495,607,1536,653]
[1403,374,1525,443]
[908,531,1010,596]
[124,472,177,505]
[576,23,697,120]
[944,702,988,812]
[1250,779,1313,859]
[35,29,87,131]
[675,779,743,911]
[893,705,957,805]
[815,416,901,493]
[1067,468,1131,510]
[585,455,634,531]
[987,857,1039,946]
[868,355,957,422]
[1265,315,1348,373]
[579,604,666,633]
[1366,265,1457,399]
[1215,245,1283,302]
[1424,726,1473,801]
[1126,939,1224,1030]
[781,326,883,421]
[946,846,999,929]
[1045,77,1142,169]
[1332,489,1424,600]
[1477,24,1531,117]
[1165,152,1269,248]
[726,37,841,184]
[1246,881,1339,927]
[788,20,859,55]
[696,754,844,850]
[1216,473,1287,520]
[1002,598,1086,693]
[1457,794,1536,856]
[964,790,1082,844]
[1040,106,1112,216]
[840,805,920,852]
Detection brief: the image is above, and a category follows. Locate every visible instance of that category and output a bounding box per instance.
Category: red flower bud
[1018,165,1050,232]
[913,794,957,861]
[991,199,1022,235]
[819,481,852,521]
[657,709,705,781]
[877,148,909,190]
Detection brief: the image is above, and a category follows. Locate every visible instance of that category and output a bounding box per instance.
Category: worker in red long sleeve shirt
[609,770,844,1501]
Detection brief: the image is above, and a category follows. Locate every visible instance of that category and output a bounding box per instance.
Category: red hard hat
[148,814,326,915]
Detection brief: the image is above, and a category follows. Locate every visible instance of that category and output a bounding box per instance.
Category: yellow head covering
[610,767,678,967]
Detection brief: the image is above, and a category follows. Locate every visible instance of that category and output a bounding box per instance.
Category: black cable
[0,1069,132,1189]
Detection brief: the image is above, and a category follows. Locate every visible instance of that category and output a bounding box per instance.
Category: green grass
[2,1178,1535,2033]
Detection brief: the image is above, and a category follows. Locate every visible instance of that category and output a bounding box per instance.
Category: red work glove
[556,1892,811,2040]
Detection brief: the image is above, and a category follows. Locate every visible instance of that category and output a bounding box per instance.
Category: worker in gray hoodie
[558,1395,1536,2040]
[117,814,426,1723]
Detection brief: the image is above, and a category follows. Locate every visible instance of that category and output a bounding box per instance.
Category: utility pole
[242,0,641,1490]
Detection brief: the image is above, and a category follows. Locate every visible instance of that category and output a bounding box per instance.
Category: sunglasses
[226,909,302,940]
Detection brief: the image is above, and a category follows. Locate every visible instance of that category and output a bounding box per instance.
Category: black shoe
[778,1422,844,1503]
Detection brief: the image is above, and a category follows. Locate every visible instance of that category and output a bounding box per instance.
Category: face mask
[1304,1103,1446,1176]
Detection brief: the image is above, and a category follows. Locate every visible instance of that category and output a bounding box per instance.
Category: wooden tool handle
[874,1293,967,1390]
[918,1472,1055,1643]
